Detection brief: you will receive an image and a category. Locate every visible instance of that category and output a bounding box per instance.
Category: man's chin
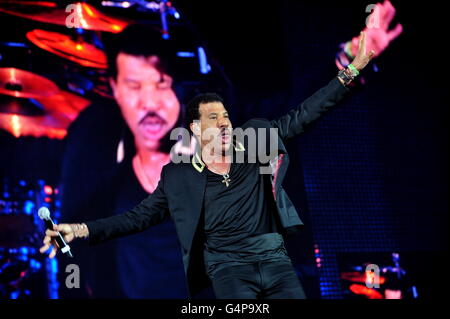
[140,125,169,139]
[138,139,159,151]
[138,131,167,150]
[222,142,232,153]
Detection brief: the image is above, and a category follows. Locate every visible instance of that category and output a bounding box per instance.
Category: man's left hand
[351,31,376,71]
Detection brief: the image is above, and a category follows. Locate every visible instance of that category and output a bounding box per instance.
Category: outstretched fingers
[39,243,50,253]
[388,23,403,41]
[45,229,59,237]
[358,31,367,56]
[39,233,59,257]
[48,246,58,259]
[381,0,396,30]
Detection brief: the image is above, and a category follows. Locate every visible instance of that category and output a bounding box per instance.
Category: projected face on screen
[110,53,180,151]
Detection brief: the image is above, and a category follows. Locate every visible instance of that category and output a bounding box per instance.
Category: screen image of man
[60,24,188,298]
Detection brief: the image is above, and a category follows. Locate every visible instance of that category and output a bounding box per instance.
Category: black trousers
[210,260,306,299]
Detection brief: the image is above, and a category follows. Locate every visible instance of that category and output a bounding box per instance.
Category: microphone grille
[38,206,50,220]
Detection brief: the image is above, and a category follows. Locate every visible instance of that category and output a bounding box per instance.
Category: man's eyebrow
[208,111,228,117]
[124,76,172,83]
[124,78,140,83]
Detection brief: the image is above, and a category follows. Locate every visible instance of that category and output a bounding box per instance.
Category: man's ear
[190,121,200,136]
[109,77,118,100]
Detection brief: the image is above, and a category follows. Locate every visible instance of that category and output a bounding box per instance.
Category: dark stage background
[0,0,447,299]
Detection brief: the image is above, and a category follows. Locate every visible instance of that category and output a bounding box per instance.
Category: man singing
[40,32,374,299]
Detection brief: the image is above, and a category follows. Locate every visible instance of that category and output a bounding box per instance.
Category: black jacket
[86,77,350,296]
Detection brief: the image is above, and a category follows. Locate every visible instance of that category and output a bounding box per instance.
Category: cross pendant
[222,173,231,187]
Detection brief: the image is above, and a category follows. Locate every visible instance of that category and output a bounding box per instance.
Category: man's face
[110,53,180,150]
[191,101,233,155]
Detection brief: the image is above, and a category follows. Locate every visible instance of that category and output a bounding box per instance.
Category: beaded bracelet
[70,223,89,239]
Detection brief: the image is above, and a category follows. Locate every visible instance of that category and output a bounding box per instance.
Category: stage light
[24,200,34,215]
[44,185,53,195]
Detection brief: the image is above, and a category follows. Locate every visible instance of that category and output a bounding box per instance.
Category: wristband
[348,64,360,76]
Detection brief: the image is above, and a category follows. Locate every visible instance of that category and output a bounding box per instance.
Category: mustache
[219,127,231,135]
[139,111,166,125]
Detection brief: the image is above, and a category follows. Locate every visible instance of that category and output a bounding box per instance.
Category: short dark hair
[106,23,176,79]
[185,93,225,128]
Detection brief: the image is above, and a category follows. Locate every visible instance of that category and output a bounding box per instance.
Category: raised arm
[270,76,349,140]
[85,170,169,245]
[271,31,375,140]
[40,167,170,258]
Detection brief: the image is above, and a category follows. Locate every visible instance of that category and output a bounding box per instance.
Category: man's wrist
[337,67,357,86]
[70,223,89,239]
[347,64,360,76]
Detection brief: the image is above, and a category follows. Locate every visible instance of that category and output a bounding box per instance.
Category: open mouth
[219,128,231,143]
[139,112,167,137]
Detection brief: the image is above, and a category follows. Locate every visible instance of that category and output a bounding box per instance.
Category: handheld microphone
[38,207,73,258]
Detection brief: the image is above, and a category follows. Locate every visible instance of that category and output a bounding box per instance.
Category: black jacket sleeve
[270,77,350,140]
[85,166,169,245]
